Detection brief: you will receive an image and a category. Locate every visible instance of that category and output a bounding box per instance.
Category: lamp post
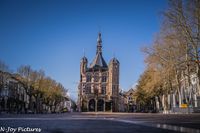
[111,100,113,112]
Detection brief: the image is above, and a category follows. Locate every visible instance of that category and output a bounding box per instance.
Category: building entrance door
[97,99,104,111]
[88,99,95,111]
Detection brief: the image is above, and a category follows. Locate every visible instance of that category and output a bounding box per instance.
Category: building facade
[0,70,71,114]
[78,32,120,112]
[154,72,200,114]
[0,71,29,113]
[125,88,137,112]
[118,90,128,112]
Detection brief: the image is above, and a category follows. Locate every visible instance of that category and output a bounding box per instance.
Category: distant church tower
[78,32,120,112]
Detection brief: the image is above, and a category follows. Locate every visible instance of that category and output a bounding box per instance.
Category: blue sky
[0,0,167,100]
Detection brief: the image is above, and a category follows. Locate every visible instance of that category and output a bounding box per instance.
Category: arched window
[88,99,95,112]
[86,75,91,82]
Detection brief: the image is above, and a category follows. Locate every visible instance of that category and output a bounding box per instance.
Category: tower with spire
[78,32,120,112]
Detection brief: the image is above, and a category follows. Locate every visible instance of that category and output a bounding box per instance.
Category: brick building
[78,32,120,112]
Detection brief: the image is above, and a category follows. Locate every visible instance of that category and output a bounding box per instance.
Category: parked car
[61,108,68,113]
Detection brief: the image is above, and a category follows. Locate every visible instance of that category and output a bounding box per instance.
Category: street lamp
[110,100,113,112]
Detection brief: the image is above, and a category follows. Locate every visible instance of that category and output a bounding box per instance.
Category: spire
[90,32,108,68]
[81,48,88,63]
[96,32,102,55]
[83,48,85,57]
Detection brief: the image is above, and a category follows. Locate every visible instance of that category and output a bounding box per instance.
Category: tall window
[101,86,106,94]
[86,75,91,82]
[94,76,99,82]
[112,86,115,95]
[102,76,107,82]
[94,73,99,82]
[86,86,91,94]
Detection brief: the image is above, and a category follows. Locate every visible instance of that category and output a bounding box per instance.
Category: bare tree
[164,0,200,89]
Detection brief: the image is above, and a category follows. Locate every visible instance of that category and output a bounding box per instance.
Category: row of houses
[159,73,200,113]
[0,70,71,114]
[118,89,137,112]
[120,72,200,113]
